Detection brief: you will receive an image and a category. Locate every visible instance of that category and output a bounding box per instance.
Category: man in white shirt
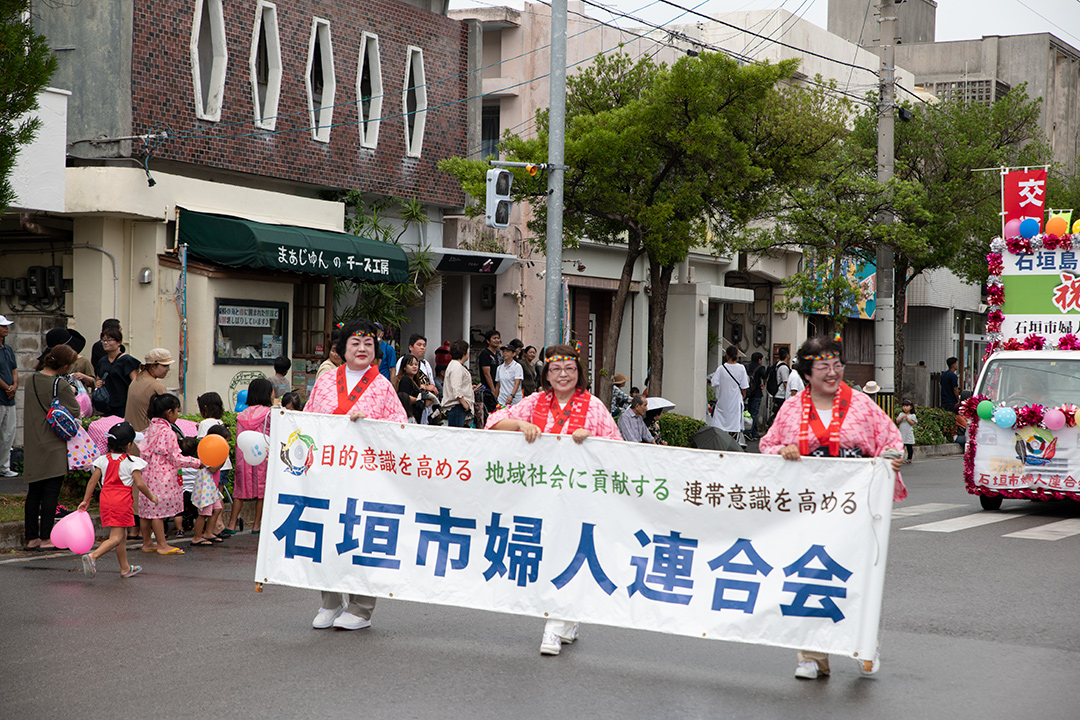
[787,367,804,397]
[772,346,791,419]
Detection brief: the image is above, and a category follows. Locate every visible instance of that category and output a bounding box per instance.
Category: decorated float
[963,189,1080,510]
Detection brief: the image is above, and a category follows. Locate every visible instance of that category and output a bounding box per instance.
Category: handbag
[67,426,97,471]
[91,383,111,415]
[36,375,80,441]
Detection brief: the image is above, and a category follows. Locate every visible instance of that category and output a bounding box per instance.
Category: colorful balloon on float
[993,406,1017,428]
[1046,215,1068,236]
[976,400,994,420]
[1019,218,1040,239]
[1044,408,1067,431]
[1004,218,1022,238]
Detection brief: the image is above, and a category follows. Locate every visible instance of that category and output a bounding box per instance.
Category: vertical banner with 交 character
[1003,169,1047,230]
[255,411,896,660]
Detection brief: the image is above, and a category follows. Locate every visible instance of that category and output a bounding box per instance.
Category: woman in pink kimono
[760,335,906,681]
[486,344,622,657]
[139,393,202,554]
[305,318,407,631]
[225,378,274,536]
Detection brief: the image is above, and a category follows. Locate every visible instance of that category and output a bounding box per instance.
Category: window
[481,104,500,160]
[402,46,427,158]
[249,2,282,130]
[306,18,336,143]
[293,281,330,359]
[357,32,383,149]
[190,0,228,122]
[215,299,289,365]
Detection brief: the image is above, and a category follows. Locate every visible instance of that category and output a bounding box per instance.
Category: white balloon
[237,431,269,466]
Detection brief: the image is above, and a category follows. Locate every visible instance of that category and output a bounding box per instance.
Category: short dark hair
[540,344,587,393]
[273,356,290,375]
[901,398,914,407]
[147,392,181,420]
[630,386,640,395]
[751,351,763,363]
[246,377,274,408]
[100,327,122,343]
[484,329,500,343]
[197,391,224,419]
[629,395,646,410]
[793,337,844,381]
[281,391,303,410]
[101,319,121,331]
[335,319,383,360]
[449,339,469,360]
[508,338,523,349]
[435,363,447,377]
[205,423,231,441]
[725,345,738,362]
[408,334,427,349]
[946,356,958,368]
[777,346,790,361]
[178,436,199,458]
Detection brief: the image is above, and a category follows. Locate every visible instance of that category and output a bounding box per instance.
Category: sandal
[207,535,225,544]
[156,547,185,555]
[120,565,143,578]
[190,539,214,547]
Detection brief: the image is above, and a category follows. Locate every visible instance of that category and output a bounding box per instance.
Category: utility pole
[544,0,567,348]
[874,0,897,394]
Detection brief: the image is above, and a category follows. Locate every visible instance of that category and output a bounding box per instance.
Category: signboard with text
[255,411,895,659]
[1000,248,1080,346]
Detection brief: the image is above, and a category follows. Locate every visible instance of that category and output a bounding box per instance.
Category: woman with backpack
[22,344,80,551]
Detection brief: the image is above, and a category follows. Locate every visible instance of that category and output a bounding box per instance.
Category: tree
[333,192,439,330]
[0,1,57,214]
[441,52,848,400]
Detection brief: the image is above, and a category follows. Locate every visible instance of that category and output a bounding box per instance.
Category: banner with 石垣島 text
[255,410,895,660]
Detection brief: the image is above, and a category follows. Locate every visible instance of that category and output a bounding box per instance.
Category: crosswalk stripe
[892,503,965,519]
[1002,518,1080,541]
[904,510,1031,533]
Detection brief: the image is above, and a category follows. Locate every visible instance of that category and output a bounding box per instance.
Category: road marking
[1003,518,1080,541]
[904,510,1031,533]
[892,503,965,518]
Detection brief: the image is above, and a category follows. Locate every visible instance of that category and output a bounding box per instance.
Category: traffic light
[754,324,766,346]
[485,169,513,228]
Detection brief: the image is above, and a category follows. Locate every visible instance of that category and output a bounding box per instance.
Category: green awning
[177,208,409,283]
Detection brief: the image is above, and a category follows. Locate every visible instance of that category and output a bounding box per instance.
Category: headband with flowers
[545,355,578,364]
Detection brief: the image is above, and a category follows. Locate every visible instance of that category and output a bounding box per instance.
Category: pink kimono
[486,391,623,440]
[304,367,408,422]
[760,390,908,501]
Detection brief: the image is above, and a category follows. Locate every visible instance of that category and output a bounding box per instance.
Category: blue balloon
[993,406,1017,428]
[1019,217,1040,239]
[234,389,248,412]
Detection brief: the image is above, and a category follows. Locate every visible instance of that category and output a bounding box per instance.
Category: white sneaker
[0,469,17,477]
[559,623,580,644]
[858,653,881,676]
[794,661,822,679]
[540,631,562,655]
[332,611,372,630]
[312,605,344,629]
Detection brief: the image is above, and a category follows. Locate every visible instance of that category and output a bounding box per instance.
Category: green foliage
[913,406,955,446]
[658,413,706,448]
[0,2,57,214]
[331,193,440,329]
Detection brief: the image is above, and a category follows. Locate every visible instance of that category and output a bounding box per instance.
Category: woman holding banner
[760,335,906,680]
[304,318,407,631]
[486,344,622,656]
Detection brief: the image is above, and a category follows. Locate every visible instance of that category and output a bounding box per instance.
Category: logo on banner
[280,429,316,476]
[1014,426,1057,467]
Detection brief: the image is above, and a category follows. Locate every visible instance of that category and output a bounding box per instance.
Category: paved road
[3,455,1079,719]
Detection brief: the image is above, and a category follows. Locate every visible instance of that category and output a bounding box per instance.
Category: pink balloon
[1044,409,1066,431]
[1004,218,1022,238]
[51,510,95,554]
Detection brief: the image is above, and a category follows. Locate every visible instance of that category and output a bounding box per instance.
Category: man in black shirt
[478,329,500,413]
[941,356,960,412]
[746,351,767,439]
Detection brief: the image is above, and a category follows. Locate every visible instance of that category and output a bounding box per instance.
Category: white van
[967,350,1080,510]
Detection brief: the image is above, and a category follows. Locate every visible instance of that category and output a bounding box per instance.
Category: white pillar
[462,274,472,344]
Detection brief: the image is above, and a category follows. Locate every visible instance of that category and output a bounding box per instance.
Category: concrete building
[2,0,483,445]
[449,4,920,415]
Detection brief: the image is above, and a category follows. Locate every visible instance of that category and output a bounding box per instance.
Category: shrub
[913,406,954,445]
[659,413,706,447]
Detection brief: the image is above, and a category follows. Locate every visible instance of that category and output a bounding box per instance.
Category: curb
[912,443,965,460]
[0,502,259,550]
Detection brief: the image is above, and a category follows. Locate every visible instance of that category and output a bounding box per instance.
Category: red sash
[334,364,379,415]
[533,390,591,433]
[798,382,852,456]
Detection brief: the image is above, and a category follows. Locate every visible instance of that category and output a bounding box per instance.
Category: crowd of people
[4,314,914,679]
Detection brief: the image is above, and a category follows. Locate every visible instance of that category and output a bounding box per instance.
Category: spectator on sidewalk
[617,395,654,443]
[941,357,960,412]
[0,316,17,477]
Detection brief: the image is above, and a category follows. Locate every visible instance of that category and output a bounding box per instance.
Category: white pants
[0,404,15,472]
[544,618,577,638]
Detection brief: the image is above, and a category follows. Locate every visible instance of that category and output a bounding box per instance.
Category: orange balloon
[198,434,229,466]
[1046,215,1068,236]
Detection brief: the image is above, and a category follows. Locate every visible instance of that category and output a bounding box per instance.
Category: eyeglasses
[549,365,577,376]
[812,362,844,373]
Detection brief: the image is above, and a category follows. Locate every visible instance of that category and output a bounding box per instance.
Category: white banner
[973,421,1080,493]
[255,410,895,659]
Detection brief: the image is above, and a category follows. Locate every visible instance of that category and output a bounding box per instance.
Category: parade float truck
[964,220,1080,510]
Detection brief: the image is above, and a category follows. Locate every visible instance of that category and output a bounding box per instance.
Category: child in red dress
[77,422,158,578]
